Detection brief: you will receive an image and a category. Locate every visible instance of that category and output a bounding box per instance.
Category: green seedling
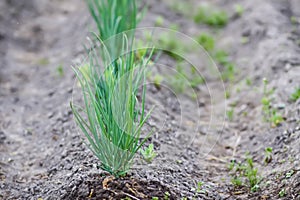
[190,66,205,88]
[226,107,234,121]
[194,5,228,27]
[291,16,298,24]
[236,87,241,93]
[214,49,236,83]
[261,78,284,127]
[153,74,164,89]
[279,159,286,164]
[288,156,295,163]
[57,65,64,77]
[241,36,249,44]
[164,191,170,200]
[214,50,229,65]
[214,50,236,82]
[155,16,164,26]
[231,177,243,187]
[196,181,206,194]
[140,143,157,163]
[221,63,235,82]
[167,73,186,94]
[245,78,252,86]
[169,1,193,17]
[285,170,294,179]
[228,160,235,171]
[169,23,180,31]
[158,33,186,61]
[225,90,231,99]
[38,58,49,66]
[190,76,204,88]
[170,64,185,91]
[229,154,261,192]
[176,159,183,164]
[264,147,273,164]
[245,157,260,192]
[196,33,215,52]
[167,64,204,94]
[279,188,286,197]
[269,111,284,127]
[152,197,159,200]
[234,4,244,17]
[290,87,300,102]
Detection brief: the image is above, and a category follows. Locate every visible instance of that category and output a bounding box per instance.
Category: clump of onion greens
[71,0,153,176]
[71,35,153,176]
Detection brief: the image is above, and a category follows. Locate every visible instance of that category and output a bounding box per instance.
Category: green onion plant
[71,0,154,176]
[71,35,153,176]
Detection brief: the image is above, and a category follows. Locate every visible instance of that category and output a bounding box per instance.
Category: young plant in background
[229,154,261,192]
[158,33,186,61]
[241,36,249,44]
[167,64,187,93]
[264,147,273,164]
[290,87,300,102]
[279,188,286,197]
[153,74,164,89]
[196,34,236,84]
[234,4,244,17]
[164,192,171,200]
[194,5,228,27]
[140,143,158,163]
[56,64,64,77]
[196,181,206,195]
[168,1,193,17]
[261,78,283,127]
[226,107,234,121]
[212,49,234,82]
[221,63,235,82]
[197,33,215,52]
[290,16,298,25]
[155,16,165,27]
[261,78,273,119]
[189,66,205,88]
[167,64,204,94]
[214,50,235,82]
[245,78,252,86]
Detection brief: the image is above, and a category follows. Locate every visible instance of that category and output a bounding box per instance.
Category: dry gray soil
[0,0,300,199]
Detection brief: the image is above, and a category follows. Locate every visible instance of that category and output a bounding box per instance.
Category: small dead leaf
[233,191,245,195]
[125,183,146,198]
[102,176,114,189]
[260,195,269,200]
[88,188,94,198]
